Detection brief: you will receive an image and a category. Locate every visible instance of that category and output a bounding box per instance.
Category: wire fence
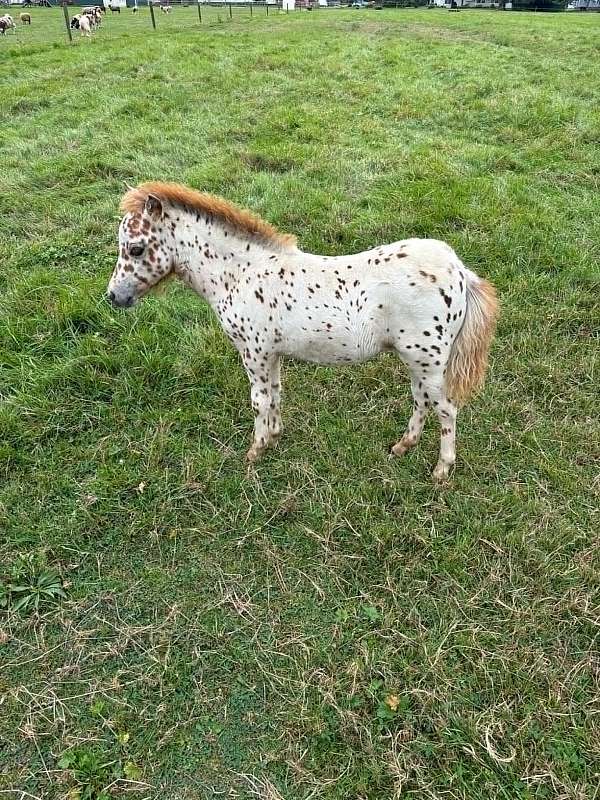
[0,0,436,47]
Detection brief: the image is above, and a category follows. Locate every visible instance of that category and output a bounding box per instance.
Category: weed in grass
[0,553,66,614]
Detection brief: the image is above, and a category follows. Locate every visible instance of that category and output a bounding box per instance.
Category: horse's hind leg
[391,361,458,481]
[431,388,457,482]
[390,372,430,457]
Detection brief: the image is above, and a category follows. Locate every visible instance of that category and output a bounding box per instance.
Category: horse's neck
[173,212,288,306]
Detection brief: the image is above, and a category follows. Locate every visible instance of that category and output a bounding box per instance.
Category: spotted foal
[107,182,498,480]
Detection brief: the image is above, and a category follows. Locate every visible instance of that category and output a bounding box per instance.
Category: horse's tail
[446,270,498,406]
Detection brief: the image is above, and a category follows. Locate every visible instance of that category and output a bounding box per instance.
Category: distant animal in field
[109,3,121,11]
[87,7,102,25]
[78,13,92,35]
[0,14,16,33]
[107,183,499,480]
[82,6,102,23]
[132,4,138,11]
[160,4,171,12]
[20,12,31,24]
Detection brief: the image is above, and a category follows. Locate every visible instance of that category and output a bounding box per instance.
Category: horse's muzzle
[107,289,135,309]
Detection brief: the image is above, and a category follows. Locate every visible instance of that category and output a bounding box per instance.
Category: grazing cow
[160,4,171,12]
[20,12,32,24]
[109,3,121,12]
[107,183,499,479]
[132,4,138,11]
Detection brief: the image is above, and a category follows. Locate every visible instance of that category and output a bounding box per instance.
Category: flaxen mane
[121,182,297,250]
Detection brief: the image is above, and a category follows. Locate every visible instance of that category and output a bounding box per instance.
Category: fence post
[229,2,232,17]
[250,1,252,14]
[149,0,156,28]
[197,0,202,20]
[62,0,72,42]
[266,1,268,13]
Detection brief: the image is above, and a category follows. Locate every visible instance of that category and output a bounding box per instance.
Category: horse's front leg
[243,352,277,464]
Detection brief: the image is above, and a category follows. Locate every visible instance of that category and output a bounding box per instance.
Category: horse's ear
[145,194,163,219]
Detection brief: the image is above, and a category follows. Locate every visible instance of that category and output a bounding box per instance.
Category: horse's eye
[129,244,145,257]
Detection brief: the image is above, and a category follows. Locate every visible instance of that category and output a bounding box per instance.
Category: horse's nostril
[108,290,115,301]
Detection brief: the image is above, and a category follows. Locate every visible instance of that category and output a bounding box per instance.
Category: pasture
[1,8,599,799]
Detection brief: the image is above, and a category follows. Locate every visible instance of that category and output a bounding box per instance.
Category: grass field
[1,7,599,800]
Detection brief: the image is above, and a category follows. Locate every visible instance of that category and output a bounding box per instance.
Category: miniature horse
[107,183,498,480]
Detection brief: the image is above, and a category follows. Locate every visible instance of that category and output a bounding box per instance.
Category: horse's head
[107,194,174,308]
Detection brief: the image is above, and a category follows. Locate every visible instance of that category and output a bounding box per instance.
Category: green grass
[1,8,599,799]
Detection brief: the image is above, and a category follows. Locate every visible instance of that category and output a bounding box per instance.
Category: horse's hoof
[268,429,282,445]
[432,462,453,483]
[245,447,263,464]
[390,439,412,457]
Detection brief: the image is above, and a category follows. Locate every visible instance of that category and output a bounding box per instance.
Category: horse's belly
[282,333,377,365]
